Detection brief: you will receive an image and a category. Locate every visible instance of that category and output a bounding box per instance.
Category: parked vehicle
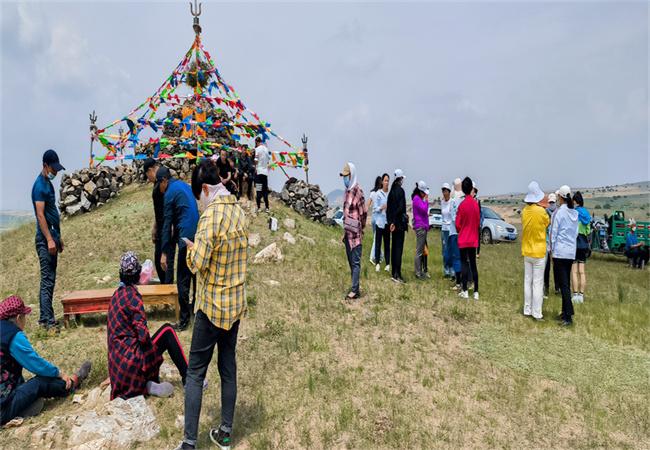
[592,210,649,254]
[428,207,442,229]
[332,209,344,227]
[481,207,518,244]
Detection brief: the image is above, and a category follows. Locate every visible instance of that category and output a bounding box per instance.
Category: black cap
[142,158,158,173]
[43,149,65,171]
[155,166,171,182]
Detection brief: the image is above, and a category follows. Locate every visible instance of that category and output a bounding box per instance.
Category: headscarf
[119,251,141,277]
[345,162,358,191]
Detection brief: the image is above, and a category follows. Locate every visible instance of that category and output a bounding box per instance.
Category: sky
[1,0,648,211]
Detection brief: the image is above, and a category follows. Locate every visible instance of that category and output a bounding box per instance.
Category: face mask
[548,203,556,212]
[48,172,56,181]
[343,175,350,188]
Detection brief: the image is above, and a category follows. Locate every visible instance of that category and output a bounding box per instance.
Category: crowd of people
[2,149,647,445]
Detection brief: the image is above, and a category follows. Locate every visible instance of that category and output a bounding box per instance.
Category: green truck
[591,210,650,254]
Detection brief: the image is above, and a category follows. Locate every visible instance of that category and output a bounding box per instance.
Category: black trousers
[554,258,574,322]
[544,252,558,293]
[460,247,479,292]
[625,247,649,268]
[374,225,390,265]
[155,235,175,284]
[184,311,240,443]
[0,376,68,425]
[255,174,269,209]
[176,246,193,324]
[151,323,188,383]
[391,229,405,279]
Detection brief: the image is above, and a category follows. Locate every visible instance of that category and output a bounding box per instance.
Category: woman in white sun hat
[412,180,430,279]
[521,181,550,321]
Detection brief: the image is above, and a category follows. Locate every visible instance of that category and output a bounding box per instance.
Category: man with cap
[0,295,91,425]
[31,149,65,329]
[387,169,408,283]
[440,182,453,278]
[143,158,175,284]
[158,167,200,331]
[339,162,367,299]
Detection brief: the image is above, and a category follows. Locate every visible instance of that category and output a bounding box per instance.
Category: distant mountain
[0,211,33,233]
[327,189,344,207]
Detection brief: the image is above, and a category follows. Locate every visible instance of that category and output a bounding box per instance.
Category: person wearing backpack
[571,192,591,304]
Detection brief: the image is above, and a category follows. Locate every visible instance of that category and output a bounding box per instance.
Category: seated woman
[107,251,189,399]
[0,295,91,425]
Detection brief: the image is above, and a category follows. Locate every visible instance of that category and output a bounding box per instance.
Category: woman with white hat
[550,185,579,326]
[440,183,453,278]
[521,181,550,321]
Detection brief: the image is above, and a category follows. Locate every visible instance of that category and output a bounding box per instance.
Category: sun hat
[557,185,571,199]
[394,169,405,180]
[339,163,351,177]
[0,295,32,320]
[119,251,142,277]
[524,181,545,203]
[441,182,451,191]
[548,193,557,203]
[629,218,636,227]
[416,181,429,195]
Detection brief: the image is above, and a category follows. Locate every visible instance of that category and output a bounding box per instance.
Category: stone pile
[280,178,329,223]
[134,157,195,183]
[59,165,137,216]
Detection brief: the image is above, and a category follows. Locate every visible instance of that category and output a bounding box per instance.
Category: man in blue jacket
[158,167,199,331]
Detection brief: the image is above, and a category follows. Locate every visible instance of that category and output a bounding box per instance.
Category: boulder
[84,180,97,196]
[63,195,79,206]
[71,179,82,187]
[253,242,284,264]
[67,396,159,448]
[283,218,296,230]
[298,234,316,245]
[80,192,92,211]
[283,232,296,245]
[248,233,261,248]
[66,203,83,216]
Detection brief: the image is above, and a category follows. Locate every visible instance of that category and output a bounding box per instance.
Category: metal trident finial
[190,0,201,17]
[301,134,308,148]
[89,110,98,133]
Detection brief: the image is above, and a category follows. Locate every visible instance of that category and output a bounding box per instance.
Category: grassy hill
[0,184,649,449]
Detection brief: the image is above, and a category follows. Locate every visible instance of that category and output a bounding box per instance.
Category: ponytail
[564,194,574,209]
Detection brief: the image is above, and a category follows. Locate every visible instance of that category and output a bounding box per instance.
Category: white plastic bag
[139,259,154,285]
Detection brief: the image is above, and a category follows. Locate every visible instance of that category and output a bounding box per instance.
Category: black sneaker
[172,321,190,332]
[173,441,196,450]
[210,427,232,450]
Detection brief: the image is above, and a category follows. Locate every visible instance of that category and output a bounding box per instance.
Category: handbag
[344,216,361,234]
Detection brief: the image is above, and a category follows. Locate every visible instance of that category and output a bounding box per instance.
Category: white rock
[283,218,296,229]
[80,192,92,211]
[298,234,316,245]
[253,242,284,264]
[67,396,159,448]
[72,394,84,404]
[248,233,261,248]
[263,279,281,287]
[175,415,184,429]
[283,232,296,245]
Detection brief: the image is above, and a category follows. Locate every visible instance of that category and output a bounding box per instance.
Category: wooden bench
[62,284,179,327]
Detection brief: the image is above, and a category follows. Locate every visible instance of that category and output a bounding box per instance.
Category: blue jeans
[0,376,69,425]
[345,239,362,295]
[448,234,461,275]
[441,230,451,274]
[35,236,58,326]
[183,311,239,444]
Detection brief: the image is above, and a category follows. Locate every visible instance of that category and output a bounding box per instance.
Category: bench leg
[175,302,180,322]
[63,314,70,328]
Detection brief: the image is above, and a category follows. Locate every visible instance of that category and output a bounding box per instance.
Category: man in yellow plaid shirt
[177,160,247,450]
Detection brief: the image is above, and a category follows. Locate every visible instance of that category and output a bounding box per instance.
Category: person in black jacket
[386,169,408,283]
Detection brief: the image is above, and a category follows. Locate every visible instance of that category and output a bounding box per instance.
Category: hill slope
[0,184,649,449]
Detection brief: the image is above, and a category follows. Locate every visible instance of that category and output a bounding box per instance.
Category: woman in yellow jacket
[521,181,549,321]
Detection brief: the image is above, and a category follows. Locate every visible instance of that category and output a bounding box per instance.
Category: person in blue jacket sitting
[0,295,91,425]
[625,219,649,269]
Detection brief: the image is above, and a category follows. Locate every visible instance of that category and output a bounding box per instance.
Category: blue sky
[1,1,648,210]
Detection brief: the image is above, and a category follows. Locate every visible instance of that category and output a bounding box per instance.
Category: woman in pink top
[455,177,480,300]
[412,181,430,279]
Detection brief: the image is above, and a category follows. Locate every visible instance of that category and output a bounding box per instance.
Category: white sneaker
[571,293,579,303]
[375,263,381,272]
[384,265,391,272]
[473,292,479,301]
[458,290,469,299]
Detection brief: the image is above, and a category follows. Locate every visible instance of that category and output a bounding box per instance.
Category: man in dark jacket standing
[386,169,408,284]
[158,167,199,331]
[143,158,174,284]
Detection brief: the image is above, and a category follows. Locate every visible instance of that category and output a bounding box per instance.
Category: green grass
[0,183,649,449]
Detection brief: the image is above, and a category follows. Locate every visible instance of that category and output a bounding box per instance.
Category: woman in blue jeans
[0,295,91,425]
